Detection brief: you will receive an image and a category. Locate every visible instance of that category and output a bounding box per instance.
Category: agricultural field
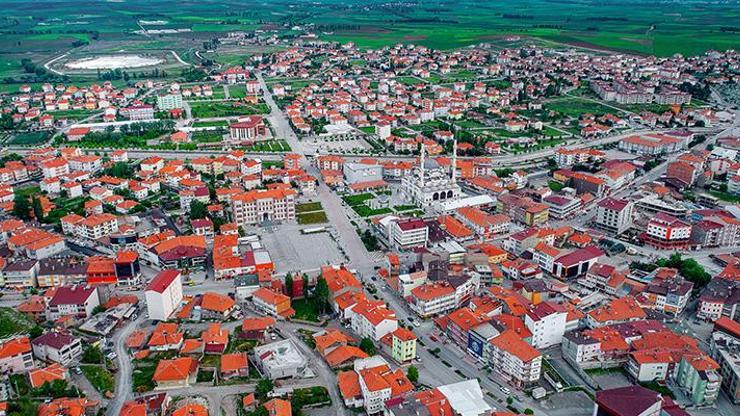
[0,0,735,86]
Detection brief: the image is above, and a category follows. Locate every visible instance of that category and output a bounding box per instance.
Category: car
[499,386,511,395]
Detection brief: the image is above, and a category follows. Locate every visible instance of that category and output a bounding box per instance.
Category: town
[0,20,738,416]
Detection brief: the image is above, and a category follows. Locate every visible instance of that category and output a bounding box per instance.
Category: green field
[0,0,736,76]
[9,131,50,146]
[0,307,36,338]
[544,97,624,118]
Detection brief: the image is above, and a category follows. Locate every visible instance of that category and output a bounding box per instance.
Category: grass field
[9,131,50,146]
[80,365,115,394]
[0,0,736,65]
[190,102,269,118]
[0,307,36,338]
[297,211,328,225]
[545,97,623,118]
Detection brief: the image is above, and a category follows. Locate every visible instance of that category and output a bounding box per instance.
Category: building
[153,357,198,389]
[343,162,383,185]
[46,285,101,321]
[710,330,740,404]
[229,116,267,143]
[31,331,82,366]
[387,217,428,250]
[0,337,35,374]
[252,287,294,318]
[698,278,739,321]
[485,330,542,387]
[594,198,633,235]
[231,189,296,228]
[252,339,308,379]
[401,143,461,208]
[156,93,183,110]
[675,354,722,406]
[389,328,417,364]
[642,213,692,250]
[593,386,663,416]
[410,282,457,318]
[619,133,685,155]
[350,299,398,341]
[145,270,183,321]
[524,302,567,349]
[642,277,693,316]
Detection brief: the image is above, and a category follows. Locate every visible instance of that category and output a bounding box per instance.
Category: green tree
[285,274,294,299]
[29,326,43,339]
[189,200,207,219]
[31,197,43,221]
[359,337,376,355]
[314,276,330,314]
[12,194,30,220]
[81,345,103,364]
[256,377,274,400]
[407,365,419,383]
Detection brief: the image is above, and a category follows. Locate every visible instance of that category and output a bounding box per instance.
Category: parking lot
[539,391,594,416]
[259,224,347,274]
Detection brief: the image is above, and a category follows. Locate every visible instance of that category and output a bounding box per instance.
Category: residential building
[486,330,542,387]
[594,198,633,235]
[31,331,82,366]
[46,285,101,321]
[675,354,722,406]
[524,302,568,349]
[0,337,35,374]
[145,270,183,321]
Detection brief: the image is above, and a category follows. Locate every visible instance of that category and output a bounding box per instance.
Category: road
[107,312,146,416]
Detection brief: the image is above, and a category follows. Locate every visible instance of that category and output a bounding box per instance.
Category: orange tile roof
[264,398,292,416]
[153,357,198,382]
[29,363,66,388]
[148,323,183,347]
[489,329,541,362]
[220,352,249,373]
[201,323,229,345]
[201,292,236,313]
[439,215,473,239]
[337,370,361,400]
[242,316,276,332]
[324,345,368,367]
[412,282,455,301]
[172,403,208,416]
[0,336,31,359]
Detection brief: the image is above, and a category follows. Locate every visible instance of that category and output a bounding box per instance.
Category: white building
[252,339,308,379]
[594,198,633,235]
[350,299,398,341]
[46,285,100,321]
[524,302,568,349]
[156,93,183,110]
[145,270,183,321]
[485,330,542,387]
[31,331,82,366]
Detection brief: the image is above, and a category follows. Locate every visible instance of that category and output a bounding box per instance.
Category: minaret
[451,139,457,184]
[419,142,426,187]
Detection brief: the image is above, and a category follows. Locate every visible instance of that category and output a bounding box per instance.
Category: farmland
[0,0,736,91]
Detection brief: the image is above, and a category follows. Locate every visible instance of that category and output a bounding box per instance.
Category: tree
[314,276,330,314]
[12,194,30,220]
[359,337,376,355]
[29,326,43,339]
[285,274,294,299]
[407,365,419,383]
[256,377,274,400]
[92,305,107,315]
[31,197,43,221]
[81,345,103,364]
[189,200,207,219]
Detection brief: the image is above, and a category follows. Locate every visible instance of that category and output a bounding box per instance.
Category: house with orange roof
[240,316,276,341]
[355,358,414,414]
[252,287,295,319]
[172,402,208,416]
[675,353,722,405]
[28,363,67,388]
[201,323,229,354]
[337,370,364,408]
[220,352,250,380]
[410,282,457,318]
[586,296,646,328]
[153,357,198,389]
[350,298,398,341]
[486,329,542,387]
[264,398,292,416]
[37,398,99,416]
[148,322,184,352]
[199,292,237,320]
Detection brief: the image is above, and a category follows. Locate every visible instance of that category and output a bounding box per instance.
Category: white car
[499,386,511,395]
